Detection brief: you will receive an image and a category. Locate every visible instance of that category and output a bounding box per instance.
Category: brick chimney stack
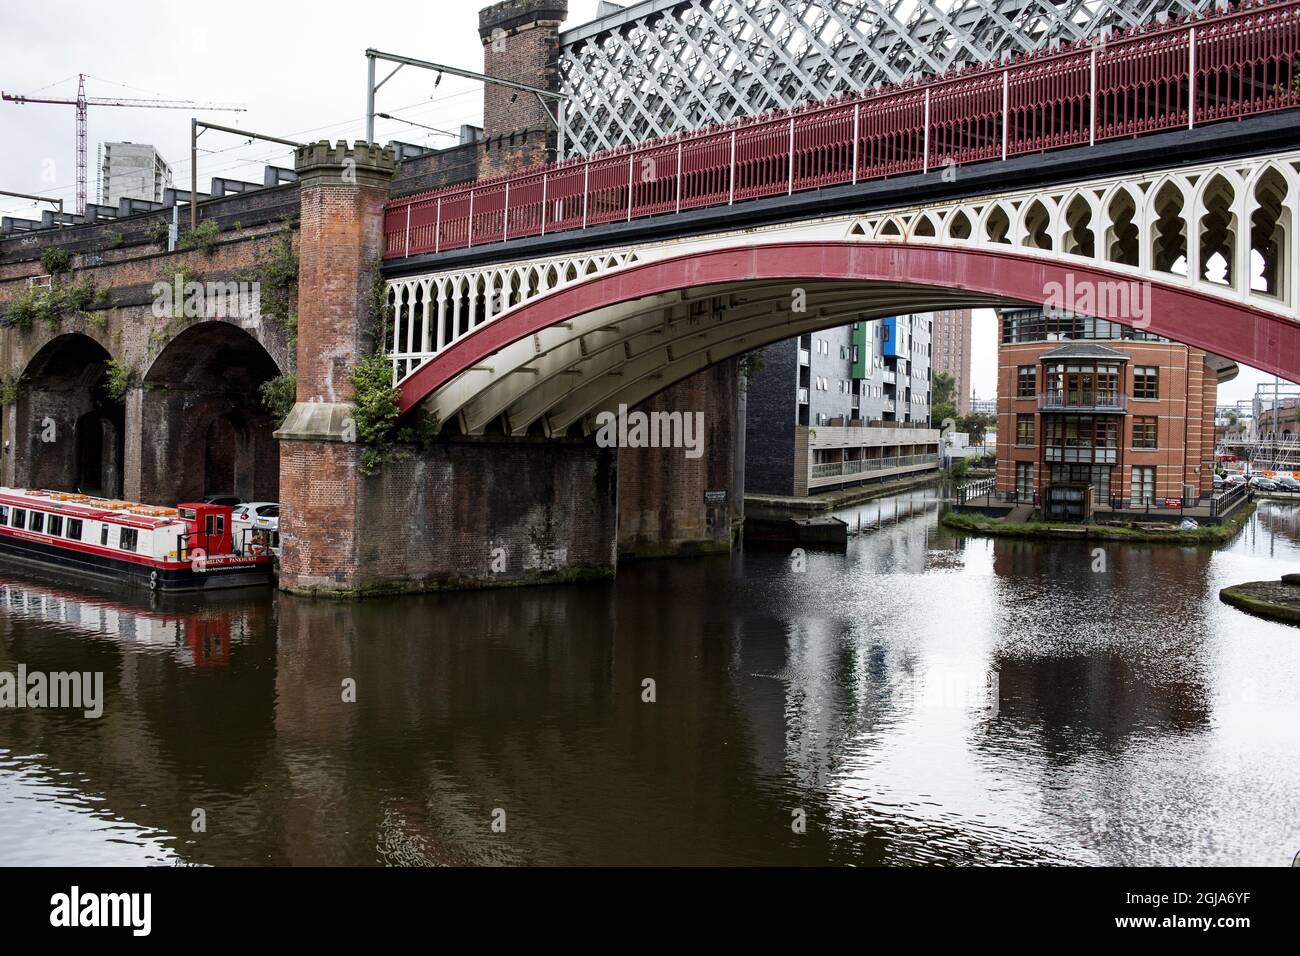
[478,0,568,178]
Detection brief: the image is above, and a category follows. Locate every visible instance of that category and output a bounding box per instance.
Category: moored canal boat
[0,488,274,592]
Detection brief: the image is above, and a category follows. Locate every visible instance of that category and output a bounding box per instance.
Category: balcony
[1038,389,1128,413]
[798,348,810,366]
[797,387,809,405]
[810,454,940,481]
[1043,444,1119,464]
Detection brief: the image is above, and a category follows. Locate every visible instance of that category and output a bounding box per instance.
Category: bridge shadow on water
[1,494,1299,865]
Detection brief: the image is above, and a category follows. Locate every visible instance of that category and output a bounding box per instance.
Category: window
[0,505,7,525]
[1132,417,1157,449]
[119,527,139,553]
[66,518,84,540]
[1130,465,1156,505]
[47,514,63,537]
[1134,366,1159,400]
[12,509,25,530]
[101,525,109,546]
[29,512,44,534]
[1015,462,1034,501]
[1017,366,1036,399]
[1016,415,1036,446]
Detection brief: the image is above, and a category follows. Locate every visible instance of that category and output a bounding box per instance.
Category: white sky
[0,0,1279,405]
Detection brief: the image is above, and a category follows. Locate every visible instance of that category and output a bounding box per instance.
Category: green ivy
[257,225,298,359]
[258,373,296,425]
[104,359,131,402]
[348,277,436,479]
[738,349,766,388]
[144,219,170,244]
[0,373,22,408]
[178,219,220,254]
[40,246,71,275]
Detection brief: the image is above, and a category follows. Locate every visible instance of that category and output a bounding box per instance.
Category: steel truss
[559,0,1218,155]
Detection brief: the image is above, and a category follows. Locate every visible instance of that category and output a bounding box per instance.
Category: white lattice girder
[557,0,1218,156]
[385,149,1298,434]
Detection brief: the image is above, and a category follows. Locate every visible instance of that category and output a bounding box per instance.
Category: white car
[233,502,279,553]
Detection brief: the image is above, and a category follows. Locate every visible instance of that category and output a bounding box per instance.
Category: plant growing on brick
[258,225,298,357]
[40,246,72,275]
[104,359,132,402]
[178,219,220,255]
[104,231,124,250]
[4,284,69,329]
[144,219,170,244]
[350,352,402,475]
[0,373,22,408]
[738,349,765,388]
[258,373,296,425]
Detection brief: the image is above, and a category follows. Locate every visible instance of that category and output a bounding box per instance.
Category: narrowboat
[0,488,275,592]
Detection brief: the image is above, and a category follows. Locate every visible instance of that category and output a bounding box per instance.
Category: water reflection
[1,496,1298,866]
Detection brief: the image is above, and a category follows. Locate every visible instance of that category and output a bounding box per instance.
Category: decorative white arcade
[385,149,1299,436]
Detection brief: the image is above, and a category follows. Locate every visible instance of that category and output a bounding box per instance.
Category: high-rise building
[744,315,939,497]
[930,308,973,415]
[97,143,172,206]
[995,307,1235,507]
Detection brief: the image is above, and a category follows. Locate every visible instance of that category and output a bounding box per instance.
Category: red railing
[385,0,1300,259]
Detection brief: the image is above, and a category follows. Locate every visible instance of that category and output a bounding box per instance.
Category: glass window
[12,509,25,530]
[1015,414,1035,446]
[1130,466,1157,505]
[119,527,138,552]
[1015,462,1034,501]
[0,505,7,525]
[47,514,63,537]
[29,512,44,534]
[1017,366,1036,399]
[101,525,109,546]
[1134,366,1159,400]
[1132,417,1157,449]
[66,518,84,541]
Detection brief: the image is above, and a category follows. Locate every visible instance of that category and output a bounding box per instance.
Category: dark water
[2,492,1299,866]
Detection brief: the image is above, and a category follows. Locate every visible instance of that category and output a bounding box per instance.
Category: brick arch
[11,332,124,495]
[398,241,1300,422]
[137,320,283,504]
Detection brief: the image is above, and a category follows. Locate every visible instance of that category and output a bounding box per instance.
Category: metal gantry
[557,0,1219,156]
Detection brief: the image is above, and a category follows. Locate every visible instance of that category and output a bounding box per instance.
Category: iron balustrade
[384,1,1300,260]
[1038,389,1128,411]
[1044,444,1120,464]
[811,453,939,479]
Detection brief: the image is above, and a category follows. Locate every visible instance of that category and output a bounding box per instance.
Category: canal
[1,492,1298,866]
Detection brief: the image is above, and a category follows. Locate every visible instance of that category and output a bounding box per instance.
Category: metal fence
[811,453,940,480]
[385,0,1300,259]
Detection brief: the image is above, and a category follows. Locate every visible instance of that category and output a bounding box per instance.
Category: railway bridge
[3,0,1299,595]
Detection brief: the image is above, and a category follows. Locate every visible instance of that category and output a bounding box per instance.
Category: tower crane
[1,74,244,215]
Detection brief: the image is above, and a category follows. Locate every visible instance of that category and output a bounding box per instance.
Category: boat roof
[0,487,189,530]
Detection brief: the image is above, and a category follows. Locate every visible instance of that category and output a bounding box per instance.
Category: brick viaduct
[0,0,739,595]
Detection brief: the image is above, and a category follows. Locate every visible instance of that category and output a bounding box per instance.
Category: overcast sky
[0,0,1280,405]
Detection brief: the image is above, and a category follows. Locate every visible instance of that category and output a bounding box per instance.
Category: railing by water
[384,0,1300,260]
[811,453,940,480]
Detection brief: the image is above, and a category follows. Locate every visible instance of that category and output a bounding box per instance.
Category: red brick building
[995,309,1234,508]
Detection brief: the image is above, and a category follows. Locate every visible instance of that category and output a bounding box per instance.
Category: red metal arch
[398,241,1300,414]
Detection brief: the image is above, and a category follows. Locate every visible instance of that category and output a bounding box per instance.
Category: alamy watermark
[1043,274,1152,329]
[152,274,261,322]
[594,404,705,459]
[0,664,103,718]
